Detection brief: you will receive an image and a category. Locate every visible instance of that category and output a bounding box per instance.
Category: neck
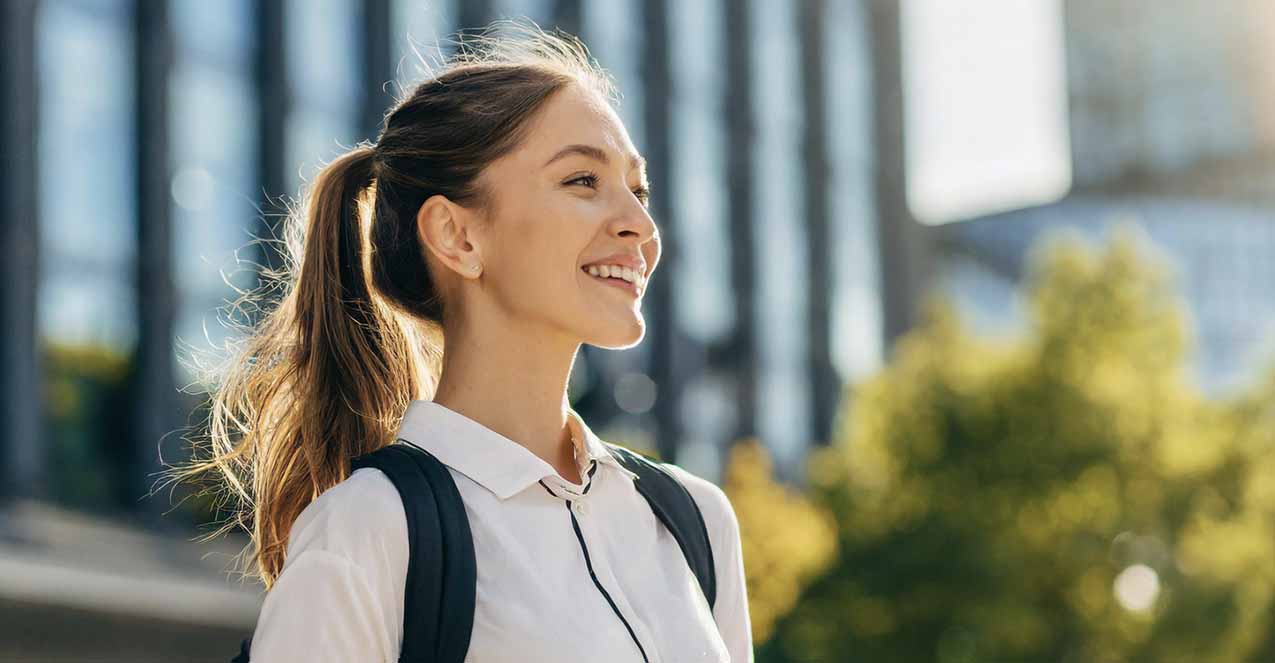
[431,312,583,480]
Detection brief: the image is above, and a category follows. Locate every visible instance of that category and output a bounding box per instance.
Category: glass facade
[1064,0,1273,188]
[36,0,137,353]
[392,0,453,91]
[750,0,811,475]
[285,0,362,192]
[667,0,732,478]
[169,0,258,386]
[825,0,884,385]
[582,0,644,146]
[15,0,882,514]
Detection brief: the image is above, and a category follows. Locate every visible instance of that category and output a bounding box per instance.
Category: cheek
[492,237,586,305]
[485,211,600,314]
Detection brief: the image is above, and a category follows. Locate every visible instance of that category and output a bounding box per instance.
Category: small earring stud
[471,264,480,271]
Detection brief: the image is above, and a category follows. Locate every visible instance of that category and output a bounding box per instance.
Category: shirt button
[572,500,588,516]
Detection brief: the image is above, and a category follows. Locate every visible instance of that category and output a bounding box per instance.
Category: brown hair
[163,21,618,590]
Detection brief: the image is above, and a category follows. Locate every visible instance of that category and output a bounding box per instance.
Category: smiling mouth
[581,267,642,296]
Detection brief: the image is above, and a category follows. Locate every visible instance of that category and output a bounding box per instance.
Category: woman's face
[451,83,661,349]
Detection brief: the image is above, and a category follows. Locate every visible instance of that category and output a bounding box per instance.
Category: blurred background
[2,0,1274,660]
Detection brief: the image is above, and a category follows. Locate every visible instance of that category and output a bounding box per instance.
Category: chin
[587,317,646,349]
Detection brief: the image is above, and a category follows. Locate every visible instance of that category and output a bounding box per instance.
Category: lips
[582,267,641,296]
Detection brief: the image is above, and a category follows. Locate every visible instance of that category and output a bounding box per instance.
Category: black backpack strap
[605,443,717,608]
[230,441,475,663]
[351,440,476,663]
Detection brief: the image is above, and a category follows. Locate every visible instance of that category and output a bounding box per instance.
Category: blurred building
[927,0,1275,395]
[934,197,1275,394]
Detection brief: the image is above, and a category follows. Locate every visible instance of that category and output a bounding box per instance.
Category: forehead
[512,84,641,169]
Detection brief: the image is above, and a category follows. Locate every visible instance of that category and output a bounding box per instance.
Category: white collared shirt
[247,399,754,662]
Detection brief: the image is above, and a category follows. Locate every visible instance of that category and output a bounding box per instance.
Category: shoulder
[283,466,409,573]
[660,462,741,545]
[254,468,408,661]
[659,461,754,658]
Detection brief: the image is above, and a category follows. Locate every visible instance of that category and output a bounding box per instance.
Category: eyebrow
[544,143,647,172]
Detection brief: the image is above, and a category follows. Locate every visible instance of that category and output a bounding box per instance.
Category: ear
[416,194,483,279]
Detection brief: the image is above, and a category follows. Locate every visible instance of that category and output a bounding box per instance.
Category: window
[170,0,259,387]
[751,0,812,473]
[285,0,362,193]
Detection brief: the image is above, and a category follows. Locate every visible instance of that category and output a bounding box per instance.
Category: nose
[613,205,660,271]
[613,198,658,244]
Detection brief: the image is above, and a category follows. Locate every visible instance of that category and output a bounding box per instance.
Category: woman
[174,22,752,663]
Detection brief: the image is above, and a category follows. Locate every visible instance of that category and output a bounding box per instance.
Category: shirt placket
[541,459,656,663]
[569,502,660,663]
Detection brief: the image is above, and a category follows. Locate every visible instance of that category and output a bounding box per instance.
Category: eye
[567,173,600,189]
[566,172,652,207]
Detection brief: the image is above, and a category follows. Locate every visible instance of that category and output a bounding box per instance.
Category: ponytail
[164,144,434,590]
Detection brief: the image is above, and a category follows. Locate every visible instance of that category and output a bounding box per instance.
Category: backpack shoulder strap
[604,443,717,609]
[350,440,476,663]
[230,441,475,663]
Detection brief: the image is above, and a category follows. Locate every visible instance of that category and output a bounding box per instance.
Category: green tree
[761,230,1275,662]
[722,438,839,644]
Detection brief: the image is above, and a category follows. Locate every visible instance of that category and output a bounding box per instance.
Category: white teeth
[583,264,645,288]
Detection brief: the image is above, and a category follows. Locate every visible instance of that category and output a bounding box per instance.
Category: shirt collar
[393,399,639,500]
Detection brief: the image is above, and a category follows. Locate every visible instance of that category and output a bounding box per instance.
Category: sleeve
[248,549,397,662]
[665,464,756,663]
[247,469,409,662]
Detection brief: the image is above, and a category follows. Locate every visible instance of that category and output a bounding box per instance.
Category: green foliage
[762,231,1275,663]
[42,342,219,525]
[721,438,839,644]
[43,341,131,511]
